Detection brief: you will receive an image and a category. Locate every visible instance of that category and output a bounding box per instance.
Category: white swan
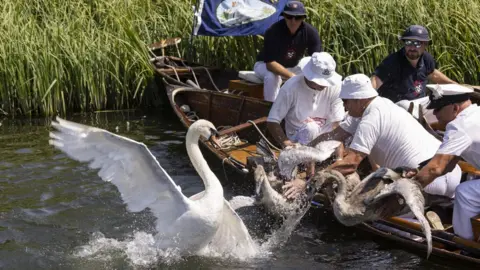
[249,140,342,218]
[48,117,258,258]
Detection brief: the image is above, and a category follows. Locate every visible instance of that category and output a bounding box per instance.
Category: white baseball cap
[301,52,342,87]
[339,74,378,99]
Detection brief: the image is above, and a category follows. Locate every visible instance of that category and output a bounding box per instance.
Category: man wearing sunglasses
[408,84,480,241]
[254,0,322,102]
[371,25,456,104]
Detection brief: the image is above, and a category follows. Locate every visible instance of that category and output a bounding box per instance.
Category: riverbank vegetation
[1,0,479,116]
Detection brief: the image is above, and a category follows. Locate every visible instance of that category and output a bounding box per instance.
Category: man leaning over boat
[409,84,480,241]
[266,52,345,183]
[283,74,461,200]
[254,0,323,102]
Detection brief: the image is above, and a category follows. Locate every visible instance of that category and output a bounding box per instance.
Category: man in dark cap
[408,84,480,240]
[254,0,323,102]
[371,25,456,104]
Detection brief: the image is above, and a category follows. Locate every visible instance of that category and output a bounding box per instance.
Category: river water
[0,109,464,269]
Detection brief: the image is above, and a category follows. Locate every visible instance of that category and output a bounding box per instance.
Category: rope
[216,125,248,150]
[246,120,282,151]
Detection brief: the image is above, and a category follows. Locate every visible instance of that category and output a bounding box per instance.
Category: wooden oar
[377,219,480,257]
[388,217,480,250]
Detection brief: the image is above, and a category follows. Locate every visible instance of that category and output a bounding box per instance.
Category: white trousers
[453,179,480,240]
[291,121,333,145]
[253,57,310,102]
[424,164,462,198]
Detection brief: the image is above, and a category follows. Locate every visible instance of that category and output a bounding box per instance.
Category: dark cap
[400,25,430,42]
[282,1,307,17]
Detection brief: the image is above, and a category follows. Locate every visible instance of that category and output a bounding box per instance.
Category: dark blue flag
[193,0,289,36]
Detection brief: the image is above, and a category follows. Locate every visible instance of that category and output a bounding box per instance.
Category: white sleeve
[267,87,293,123]
[349,115,380,155]
[436,124,472,156]
[339,114,359,135]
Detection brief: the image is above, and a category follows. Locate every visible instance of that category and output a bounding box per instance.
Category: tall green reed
[1,0,479,116]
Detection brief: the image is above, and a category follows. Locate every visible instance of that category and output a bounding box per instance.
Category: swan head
[189,119,220,146]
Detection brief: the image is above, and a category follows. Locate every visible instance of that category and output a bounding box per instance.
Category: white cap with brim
[426,84,473,110]
[339,74,378,99]
[302,52,342,87]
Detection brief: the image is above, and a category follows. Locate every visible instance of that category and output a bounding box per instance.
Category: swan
[311,168,432,258]
[249,140,343,218]
[48,117,258,258]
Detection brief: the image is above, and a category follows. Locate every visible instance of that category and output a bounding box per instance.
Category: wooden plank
[229,79,264,99]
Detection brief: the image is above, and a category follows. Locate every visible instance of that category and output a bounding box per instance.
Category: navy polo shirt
[374,48,436,103]
[256,19,322,68]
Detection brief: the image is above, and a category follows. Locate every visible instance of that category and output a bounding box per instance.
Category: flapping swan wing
[278,140,341,178]
[49,117,191,228]
[205,200,258,258]
[365,177,432,258]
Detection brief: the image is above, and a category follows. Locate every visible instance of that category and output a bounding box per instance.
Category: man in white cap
[411,84,480,240]
[267,51,344,160]
[283,73,461,199]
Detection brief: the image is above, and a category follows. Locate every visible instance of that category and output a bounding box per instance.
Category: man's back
[348,97,441,168]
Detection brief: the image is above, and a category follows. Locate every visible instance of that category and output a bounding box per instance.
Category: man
[283,74,461,199]
[411,84,480,240]
[254,0,322,102]
[371,25,456,104]
[267,52,344,149]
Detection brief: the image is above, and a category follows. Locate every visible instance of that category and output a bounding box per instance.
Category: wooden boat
[166,84,273,174]
[149,38,266,101]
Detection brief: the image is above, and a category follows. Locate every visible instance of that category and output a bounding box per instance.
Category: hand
[282,178,307,200]
[403,168,419,178]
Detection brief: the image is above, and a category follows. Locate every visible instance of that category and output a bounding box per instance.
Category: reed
[1,0,479,116]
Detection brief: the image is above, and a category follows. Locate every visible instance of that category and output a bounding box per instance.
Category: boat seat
[229,79,264,99]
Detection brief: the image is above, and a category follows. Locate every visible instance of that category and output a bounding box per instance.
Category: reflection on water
[0,110,464,269]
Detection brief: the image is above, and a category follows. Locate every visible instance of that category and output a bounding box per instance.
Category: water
[0,110,465,269]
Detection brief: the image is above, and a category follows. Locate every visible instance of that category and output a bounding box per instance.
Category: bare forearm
[429,69,457,84]
[266,61,295,79]
[267,122,290,148]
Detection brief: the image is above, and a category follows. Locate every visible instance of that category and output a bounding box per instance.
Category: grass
[0,0,479,116]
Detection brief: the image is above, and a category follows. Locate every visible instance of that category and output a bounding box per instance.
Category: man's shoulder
[381,49,403,65]
[265,19,285,34]
[302,22,319,33]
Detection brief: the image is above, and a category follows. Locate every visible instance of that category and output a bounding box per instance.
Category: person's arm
[428,69,457,84]
[371,75,383,90]
[331,122,345,160]
[266,61,296,79]
[267,122,293,148]
[415,154,461,187]
[328,148,367,175]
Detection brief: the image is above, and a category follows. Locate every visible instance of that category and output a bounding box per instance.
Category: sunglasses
[284,15,305,21]
[403,40,423,48]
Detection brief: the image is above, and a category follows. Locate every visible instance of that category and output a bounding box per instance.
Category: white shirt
[340,97,441,168]
[267,75,345,139]
[437,104,480,169]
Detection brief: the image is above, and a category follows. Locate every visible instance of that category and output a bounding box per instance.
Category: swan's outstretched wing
[49,117,191,228]
[278,140,341,178]
[205,200,258,258]
[365,178,432,258]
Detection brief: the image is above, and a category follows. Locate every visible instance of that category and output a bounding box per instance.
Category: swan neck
[186,131,222,194]
[332,173,347,200]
